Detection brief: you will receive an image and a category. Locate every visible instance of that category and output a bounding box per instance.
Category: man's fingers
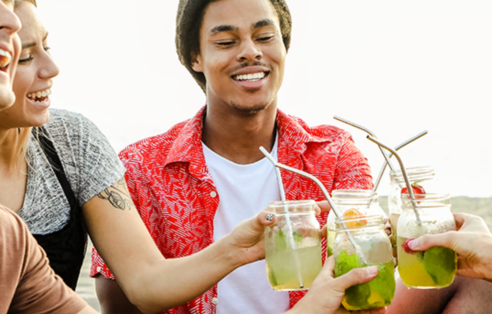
[316,201,331,213]
[333,266,379,290]
[408,232,457,251]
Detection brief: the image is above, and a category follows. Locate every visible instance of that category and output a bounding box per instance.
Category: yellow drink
[397,236,456,288]
[266,243,322,290]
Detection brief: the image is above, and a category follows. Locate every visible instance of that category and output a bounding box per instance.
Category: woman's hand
[288,256,386,314]
[227,201,329,266]
[225,211,278,266]
[408,213,492,281]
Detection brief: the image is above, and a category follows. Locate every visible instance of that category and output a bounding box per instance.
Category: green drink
[397,237,456,288]
[265,200,322,291]
[333,215,395,311]
[397,194,457,288]
[335,251,395,311]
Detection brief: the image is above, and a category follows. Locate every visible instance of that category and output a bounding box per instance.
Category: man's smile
[232,72,267,82]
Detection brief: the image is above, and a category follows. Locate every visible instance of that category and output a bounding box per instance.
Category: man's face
[0,0,21,111]
[192,0,286,114]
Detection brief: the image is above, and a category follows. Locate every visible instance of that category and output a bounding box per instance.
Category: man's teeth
[27,89,52,101]
[0,49,11,68]
[234,72,266,82]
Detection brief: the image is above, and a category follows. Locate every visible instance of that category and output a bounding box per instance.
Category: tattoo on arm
[96,178,134,210]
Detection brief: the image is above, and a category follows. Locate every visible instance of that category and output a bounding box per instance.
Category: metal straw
[366,136,422,225]
[334,116,395,172]
[260,147,304,288]
[371,131,428,194]
[259,147,368,265]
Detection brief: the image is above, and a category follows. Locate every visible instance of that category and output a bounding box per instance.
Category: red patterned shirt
[91,106,373,314]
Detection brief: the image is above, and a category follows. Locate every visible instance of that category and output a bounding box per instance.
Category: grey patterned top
[17,109,126,235]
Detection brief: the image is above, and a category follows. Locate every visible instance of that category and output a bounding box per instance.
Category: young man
[91,0,373,313]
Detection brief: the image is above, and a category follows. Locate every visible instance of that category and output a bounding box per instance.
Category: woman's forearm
[125,235,242,313]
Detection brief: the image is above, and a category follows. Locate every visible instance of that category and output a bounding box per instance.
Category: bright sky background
[35,1,492,197]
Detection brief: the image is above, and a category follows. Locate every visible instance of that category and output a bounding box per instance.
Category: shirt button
[97,267,102,272]
[212,297,218,305]
[210,191,217,198]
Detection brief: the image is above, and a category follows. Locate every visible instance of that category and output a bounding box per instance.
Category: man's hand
[408,213,492,281]
[289,256,386,314]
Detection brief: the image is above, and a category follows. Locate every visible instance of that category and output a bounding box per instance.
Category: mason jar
[397,194,457,289]
[389,166,438,251]
[327,189,387,256]
[264,200,322,291]
[333,215,395,311]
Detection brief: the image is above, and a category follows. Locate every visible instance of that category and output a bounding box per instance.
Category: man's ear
[191,54,204,73]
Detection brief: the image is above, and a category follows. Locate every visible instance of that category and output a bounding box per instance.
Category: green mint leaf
[293,231,304,246]
[423,246,456,285]
[335,250,349,277]
[274,229,288,251]
[368,261,396,303]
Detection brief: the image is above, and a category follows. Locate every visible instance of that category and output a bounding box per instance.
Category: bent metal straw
[334,116,396,172]
[262,149,305,288]
[334,115,427,205]
[366,136,422,225]
[259,147,368,265]
[372,131,428,194]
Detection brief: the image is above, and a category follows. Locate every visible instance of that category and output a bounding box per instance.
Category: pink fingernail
[366,266,378,276]
[408,239,417,249]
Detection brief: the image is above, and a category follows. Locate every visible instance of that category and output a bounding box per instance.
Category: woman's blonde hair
[9,0,37,172]
[8,127,32,173]
[14,0,36,8]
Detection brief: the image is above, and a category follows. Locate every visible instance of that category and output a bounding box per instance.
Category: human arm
[286,256,386,314]
[84,182,278,314]
[407,213,492,281]
[0,205,87,314]
[77,305,100,314]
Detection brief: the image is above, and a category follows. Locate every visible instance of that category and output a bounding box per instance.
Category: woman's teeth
[0,49,11,69]
[27,89,52,102]
[233,72,266,82]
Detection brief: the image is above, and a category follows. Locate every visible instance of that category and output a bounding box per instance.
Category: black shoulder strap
[35,127,78,211]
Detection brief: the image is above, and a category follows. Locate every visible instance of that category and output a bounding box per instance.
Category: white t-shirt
[203,136,290,314]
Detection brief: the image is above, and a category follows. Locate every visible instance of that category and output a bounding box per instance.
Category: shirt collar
[165,106,207,167]
[276,108,333,159]
[165,106,333,171]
